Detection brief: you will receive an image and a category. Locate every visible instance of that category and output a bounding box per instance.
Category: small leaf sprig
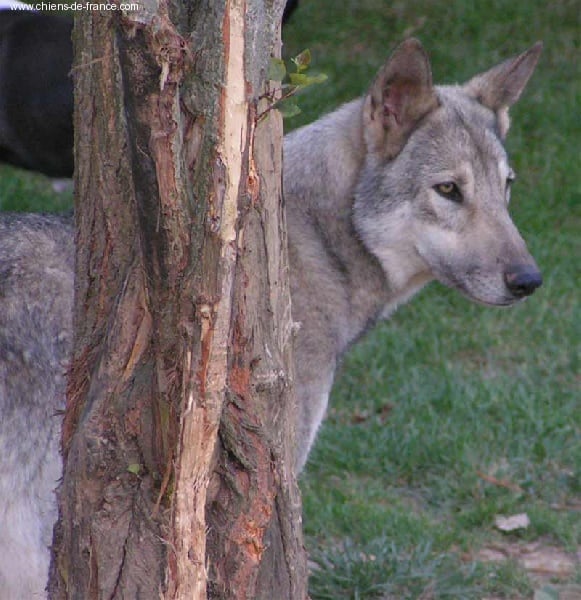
[258,49,327,122]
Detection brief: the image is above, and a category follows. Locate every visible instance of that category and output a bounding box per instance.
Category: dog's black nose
[504,264,543,297]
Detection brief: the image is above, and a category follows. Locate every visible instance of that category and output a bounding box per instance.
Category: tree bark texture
[49,2,307,598]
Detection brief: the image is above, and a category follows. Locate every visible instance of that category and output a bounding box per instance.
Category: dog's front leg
[294,365,335,472]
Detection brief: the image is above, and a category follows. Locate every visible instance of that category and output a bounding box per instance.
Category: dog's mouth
[460,290,527,308]
[436,270,534,307]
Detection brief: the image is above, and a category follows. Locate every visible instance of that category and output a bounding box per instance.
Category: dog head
[354,39,543,306]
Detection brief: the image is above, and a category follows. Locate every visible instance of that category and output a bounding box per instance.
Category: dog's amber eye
[434,182,462,202]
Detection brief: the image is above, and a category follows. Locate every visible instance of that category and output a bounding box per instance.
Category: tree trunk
[49,2,307,598]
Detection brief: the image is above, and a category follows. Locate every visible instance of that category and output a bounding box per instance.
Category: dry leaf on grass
[494,513,530,532]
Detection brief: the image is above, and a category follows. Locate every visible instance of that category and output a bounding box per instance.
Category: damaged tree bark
[49,2,307,598]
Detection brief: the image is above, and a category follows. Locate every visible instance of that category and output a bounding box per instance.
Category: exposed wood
[170,4,249,598]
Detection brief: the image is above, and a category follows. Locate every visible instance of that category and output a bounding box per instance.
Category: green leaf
[291,49,311,73]
[127,463,141,475]
[276,98,302,118]
[267,57,287,82]
[288,73,310,86]
[289,72,328,87]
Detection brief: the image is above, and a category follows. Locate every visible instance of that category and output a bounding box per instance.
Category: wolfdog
[285,39,542,469]
[0,39,541,597]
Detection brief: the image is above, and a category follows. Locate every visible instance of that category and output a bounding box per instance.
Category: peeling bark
[49,2,307,599]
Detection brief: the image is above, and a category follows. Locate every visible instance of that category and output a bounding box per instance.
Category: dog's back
[0,213,73,598]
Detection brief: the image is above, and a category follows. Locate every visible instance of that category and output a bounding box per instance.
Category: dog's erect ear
[363,38,439,160]
[464,42,542,138]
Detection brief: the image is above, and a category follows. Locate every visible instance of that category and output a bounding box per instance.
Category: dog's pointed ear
[464,42,542,138]
[363,38,439,160]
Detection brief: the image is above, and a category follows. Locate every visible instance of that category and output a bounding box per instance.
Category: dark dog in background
[0,9,73,177]
[0,1,298,180]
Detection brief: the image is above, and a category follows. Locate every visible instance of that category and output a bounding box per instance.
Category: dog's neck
[284,100,432,360]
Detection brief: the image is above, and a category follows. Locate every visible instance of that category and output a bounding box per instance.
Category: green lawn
[0,165,72,212]
[283,1,579,598]
[0,2,578,598]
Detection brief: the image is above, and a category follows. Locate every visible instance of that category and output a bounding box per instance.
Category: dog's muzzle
[504,264,543,298]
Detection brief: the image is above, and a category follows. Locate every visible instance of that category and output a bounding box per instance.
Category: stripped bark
[49,2,307,598]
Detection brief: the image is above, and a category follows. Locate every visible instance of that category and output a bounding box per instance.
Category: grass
[0,165,72,212]
[283,0,580,598]
[0,2,578,598]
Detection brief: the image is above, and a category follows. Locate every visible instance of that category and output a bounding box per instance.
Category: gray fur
[0,40,541,597]
[0,213,73,598]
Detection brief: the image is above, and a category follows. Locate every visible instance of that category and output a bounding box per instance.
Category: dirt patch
[482,586,581,600]
[472,539,580,599]
[475,541,579,580]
